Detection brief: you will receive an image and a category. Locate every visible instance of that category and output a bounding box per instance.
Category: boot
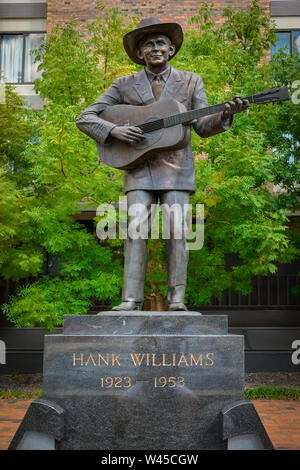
[168,302,188,311]
[111,301,143,311]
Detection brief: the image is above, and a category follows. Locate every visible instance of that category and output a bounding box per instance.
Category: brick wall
[46,0,270,33]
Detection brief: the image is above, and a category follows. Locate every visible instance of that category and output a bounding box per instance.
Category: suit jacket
[75,66,233,194]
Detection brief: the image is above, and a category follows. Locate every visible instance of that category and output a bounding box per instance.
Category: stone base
[222,400,273,449]
[9,398,64,450]
[9,312,273,450]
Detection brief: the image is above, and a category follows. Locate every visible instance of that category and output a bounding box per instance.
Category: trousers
[122,189,190,304]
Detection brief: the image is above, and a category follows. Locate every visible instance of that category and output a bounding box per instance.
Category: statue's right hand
[110,126,145,143]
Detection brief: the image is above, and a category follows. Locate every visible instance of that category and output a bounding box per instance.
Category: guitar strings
[132,88,286,134]
[136,93,258,134]
[137,103,227,134]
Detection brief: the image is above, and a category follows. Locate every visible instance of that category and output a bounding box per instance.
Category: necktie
[152,74,163,100]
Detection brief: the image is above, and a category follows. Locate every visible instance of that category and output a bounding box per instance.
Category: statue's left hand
[222,95,250,118]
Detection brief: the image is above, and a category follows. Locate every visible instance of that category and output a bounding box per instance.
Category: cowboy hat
[123,17,183,66]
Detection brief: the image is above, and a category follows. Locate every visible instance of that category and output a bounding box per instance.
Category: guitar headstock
[251,86,290,104]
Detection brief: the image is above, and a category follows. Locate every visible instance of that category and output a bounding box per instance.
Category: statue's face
[137,33,175,68]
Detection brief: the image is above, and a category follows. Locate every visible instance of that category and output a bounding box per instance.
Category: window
[295,30,300,56]
[0,32,44,84]
[271,30,300,57]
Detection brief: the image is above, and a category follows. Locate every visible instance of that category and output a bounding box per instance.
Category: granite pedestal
[9,312,273,450]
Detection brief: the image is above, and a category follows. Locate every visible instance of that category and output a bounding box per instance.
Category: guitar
[97,86,290,170]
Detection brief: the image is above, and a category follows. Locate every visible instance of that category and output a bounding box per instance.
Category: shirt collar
[144,64,171,83]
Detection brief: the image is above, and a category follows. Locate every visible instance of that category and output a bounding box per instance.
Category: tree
[170,1,300,304]
[2,6,140,329]
[0,86,43,282]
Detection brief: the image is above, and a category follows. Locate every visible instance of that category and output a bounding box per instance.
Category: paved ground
[0,399,32,451]
[0,398,299,450]
[253,400,300,450]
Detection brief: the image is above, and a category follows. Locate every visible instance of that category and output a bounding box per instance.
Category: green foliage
[33,22,99,106]
[245,387,300,400]
[171,1,299,304]
[34,6,140,106]
[1,5,137,328]
[86,3,140,86]
[0,85,34,166]
[269,52,300,211]
[0,389,43,399]
[0,87,43,281]
[221,0,277,61]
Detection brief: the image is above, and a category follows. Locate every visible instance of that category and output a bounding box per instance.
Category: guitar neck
[138,94,254,134]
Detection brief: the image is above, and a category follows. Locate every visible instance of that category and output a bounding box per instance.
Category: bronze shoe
[168,302,188,311]
[111,301,143,311]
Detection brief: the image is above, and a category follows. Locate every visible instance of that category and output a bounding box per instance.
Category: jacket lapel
[133,66,185,104]
[160,66,184,100]
[133,69,155,105]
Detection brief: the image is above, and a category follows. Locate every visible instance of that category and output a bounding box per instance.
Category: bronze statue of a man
[76,17,249,312]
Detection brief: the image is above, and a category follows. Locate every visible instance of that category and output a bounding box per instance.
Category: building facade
[46,0,269,31]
